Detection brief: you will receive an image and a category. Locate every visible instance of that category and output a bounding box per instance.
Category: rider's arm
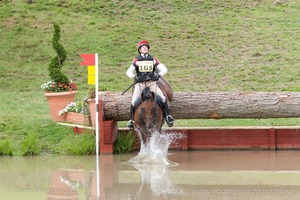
[154,58,167,76]
[156,63,167,76]
[126,64,136,79]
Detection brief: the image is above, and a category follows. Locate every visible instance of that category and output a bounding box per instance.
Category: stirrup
[166,115,174,127]
[127,120,134,130]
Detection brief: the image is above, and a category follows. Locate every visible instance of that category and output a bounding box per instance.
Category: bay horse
[134,77,173,146]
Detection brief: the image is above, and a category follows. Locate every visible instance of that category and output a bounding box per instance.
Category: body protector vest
[134,54,158,82]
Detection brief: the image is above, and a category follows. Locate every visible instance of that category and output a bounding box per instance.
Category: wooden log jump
[102,92,300,120]
[95,92,300,154]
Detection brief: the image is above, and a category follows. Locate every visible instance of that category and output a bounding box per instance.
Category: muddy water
[1,151,300,199]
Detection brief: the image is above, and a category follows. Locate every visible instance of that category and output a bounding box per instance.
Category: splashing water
[131,162,184,197]
[122,131,185,197]
[125,130,185,166]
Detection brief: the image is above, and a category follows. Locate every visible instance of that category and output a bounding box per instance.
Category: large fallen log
[99,92,300,121]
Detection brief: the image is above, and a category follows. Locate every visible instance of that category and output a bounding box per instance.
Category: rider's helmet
[137,40,150,53]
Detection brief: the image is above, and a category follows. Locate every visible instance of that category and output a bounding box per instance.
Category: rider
[126,40,174,129]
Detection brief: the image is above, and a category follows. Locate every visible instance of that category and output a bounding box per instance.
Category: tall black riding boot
[161,101,174,127]
[126,105,135,130]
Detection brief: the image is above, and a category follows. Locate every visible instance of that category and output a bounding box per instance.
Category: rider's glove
[134,76,139,81]
[153,74,160,81]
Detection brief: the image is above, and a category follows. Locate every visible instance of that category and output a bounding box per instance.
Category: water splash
[122,130,185,198]
[131,163,183,198]
[125,130,185,166]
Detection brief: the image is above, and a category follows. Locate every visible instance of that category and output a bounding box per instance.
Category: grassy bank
[1,0,300,155]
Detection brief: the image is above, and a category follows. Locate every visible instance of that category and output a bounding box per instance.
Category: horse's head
[139,104,158,132]
[135,86,163,145]
[139,87,157,131]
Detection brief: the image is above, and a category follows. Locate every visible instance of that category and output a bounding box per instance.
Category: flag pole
[95,53,100,199]
[95,53,99,155]
[80,53,100,198]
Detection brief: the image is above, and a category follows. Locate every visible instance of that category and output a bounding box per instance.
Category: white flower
[57,101,89,116]
[58,102,77,115]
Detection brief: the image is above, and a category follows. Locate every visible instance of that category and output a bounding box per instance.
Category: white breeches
[131,81,166,106]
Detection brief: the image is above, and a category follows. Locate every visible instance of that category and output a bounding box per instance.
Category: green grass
[1,0,300,155]
[114,131,137,154]
[0,140,13,156]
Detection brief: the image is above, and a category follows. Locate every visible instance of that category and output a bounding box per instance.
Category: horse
[134,77,173,146]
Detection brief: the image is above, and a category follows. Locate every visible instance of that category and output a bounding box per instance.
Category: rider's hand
[153,74,160,81]
[134,76,139,81]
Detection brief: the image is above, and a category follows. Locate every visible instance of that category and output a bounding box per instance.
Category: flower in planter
[41,80,77,92]
[58,101,89,116]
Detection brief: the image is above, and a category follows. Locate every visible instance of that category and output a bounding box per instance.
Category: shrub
[0,140,13,156]
[48,22,69,85]
[54,133,95,155]
[114,131,137,154]
[21,134,41,156]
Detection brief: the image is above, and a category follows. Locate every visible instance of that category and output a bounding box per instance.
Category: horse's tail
[157,77,173,102]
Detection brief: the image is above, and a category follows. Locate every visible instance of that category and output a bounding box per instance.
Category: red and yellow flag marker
[80,54,96,85]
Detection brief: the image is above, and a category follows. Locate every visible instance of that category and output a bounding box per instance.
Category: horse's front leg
[135,127,147,149]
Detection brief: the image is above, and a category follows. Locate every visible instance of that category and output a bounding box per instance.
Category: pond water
[1,150,300,199]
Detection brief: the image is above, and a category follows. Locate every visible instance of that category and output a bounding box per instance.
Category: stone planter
[66,112,91,125]
[44,91,77,122]
[87,99,96,127]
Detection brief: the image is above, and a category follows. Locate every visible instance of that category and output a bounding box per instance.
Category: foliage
[48,22,69,85]
[58,101,89,116]
[0,140,13,156]
[21,133,42,156]
[41,22,74,92]
[87,85,109,99]
[53,132,95,155]
[40,80,77,92]
[87,88,96,99]
[114,131,137,154]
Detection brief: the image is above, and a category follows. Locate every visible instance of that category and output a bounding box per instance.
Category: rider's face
[139,45,149,54]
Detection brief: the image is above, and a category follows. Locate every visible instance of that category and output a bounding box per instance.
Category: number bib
[138,61,154,72]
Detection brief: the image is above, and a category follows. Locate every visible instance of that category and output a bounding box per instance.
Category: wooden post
[99,100,118,154]
[269,128,276,150]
